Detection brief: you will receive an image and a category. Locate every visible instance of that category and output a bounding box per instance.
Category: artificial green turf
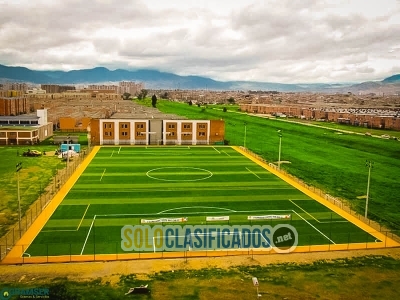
[25,146,377,257]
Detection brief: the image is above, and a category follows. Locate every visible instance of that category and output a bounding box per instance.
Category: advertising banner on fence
[140,217,188,224]
[247,215,291,220]
[206,216,230,221]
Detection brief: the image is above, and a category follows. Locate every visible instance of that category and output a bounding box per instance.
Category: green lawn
[0,145,66,237]
[26,146,376,257]
[136,99,400,229]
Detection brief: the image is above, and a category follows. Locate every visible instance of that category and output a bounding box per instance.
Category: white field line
[246,167,261,179]
[42,205,91,233]
[118,147,121,154]
[76,204,90,230]
[100,169,106,181]
[110,150,114,157]
[212,147,221,153]
[96,209,291,218]
[158,206,236,214]
[289,200,347,224]
[222,150,231,156]
[292,210,336,245]
[80,215,97,255]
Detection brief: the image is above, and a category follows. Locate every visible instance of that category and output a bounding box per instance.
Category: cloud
[0,0,399,83]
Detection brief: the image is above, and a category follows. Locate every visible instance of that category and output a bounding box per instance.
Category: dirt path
[1,248,399,285]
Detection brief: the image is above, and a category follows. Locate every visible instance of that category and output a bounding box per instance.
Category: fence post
[347,233,350,250]
[385,231,388,248]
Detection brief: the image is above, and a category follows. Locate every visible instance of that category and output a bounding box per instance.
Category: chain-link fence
[238,146,400,243]
[0,149,91,262]
[2,228,399,265]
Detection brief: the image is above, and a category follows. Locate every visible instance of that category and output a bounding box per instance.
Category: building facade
[0,109,53,145]
[89,119,225,146]
[240,104,400,131]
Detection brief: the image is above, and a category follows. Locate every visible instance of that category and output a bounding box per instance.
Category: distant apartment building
[240,104,400,131]
[87,84,118,93]
[118,81,144,95]
[1,82,29,93]
[0,90,28,115]
[41,84,76,94]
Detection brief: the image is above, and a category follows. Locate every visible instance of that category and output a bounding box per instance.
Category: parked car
[22,149,42,157]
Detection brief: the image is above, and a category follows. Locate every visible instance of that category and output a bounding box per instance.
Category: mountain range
[1,63,399,93]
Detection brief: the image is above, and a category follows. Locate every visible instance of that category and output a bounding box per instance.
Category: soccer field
[25,146,376,257]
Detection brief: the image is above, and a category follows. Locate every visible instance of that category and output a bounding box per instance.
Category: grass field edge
[1,146,101,264]
[231,146,400,248]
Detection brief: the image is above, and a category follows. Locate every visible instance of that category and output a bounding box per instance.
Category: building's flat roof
[0,125,39,131]
[0,114,39,120]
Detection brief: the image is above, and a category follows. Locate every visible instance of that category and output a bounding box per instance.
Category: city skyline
[0,0,399,84]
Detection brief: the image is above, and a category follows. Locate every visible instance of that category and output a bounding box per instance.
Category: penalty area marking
[100,169,106,181]
[292,210,336,244]
[158,206,237,214]
[222,150,231,156]
[110,150,114,157]
[246,167,261,179]
[41,204,91,233]
[212,147,221,153]
[80,215,97,255]
[289,199,348,224]
[118,147,121,154]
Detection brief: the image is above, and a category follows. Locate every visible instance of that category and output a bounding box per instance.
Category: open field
[137,99,400,229]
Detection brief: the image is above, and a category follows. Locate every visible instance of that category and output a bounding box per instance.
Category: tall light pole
[278,130,282,170]
[365,160,373,218]
[244,122,247,148]
[16,162,22,235]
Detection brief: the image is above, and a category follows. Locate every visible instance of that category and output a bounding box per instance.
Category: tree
[151,94,157,108]
[227,97,235,104]
[160,92,169,99]
[122,92,131,100]
[137,89,148,100]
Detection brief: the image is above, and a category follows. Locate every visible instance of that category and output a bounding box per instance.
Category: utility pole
[365,160,373,218]
[244,122,247,148]
[16,162,22,236]
[278,130,282,170]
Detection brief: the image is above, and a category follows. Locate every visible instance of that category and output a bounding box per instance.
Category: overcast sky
[0,0,399,83]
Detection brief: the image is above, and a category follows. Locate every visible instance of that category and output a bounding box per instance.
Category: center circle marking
[146,167,213,182]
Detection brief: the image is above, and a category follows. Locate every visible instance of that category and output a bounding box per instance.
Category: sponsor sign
[247,215,291,220]
[206,216,229,221]
[140,217,188,224]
